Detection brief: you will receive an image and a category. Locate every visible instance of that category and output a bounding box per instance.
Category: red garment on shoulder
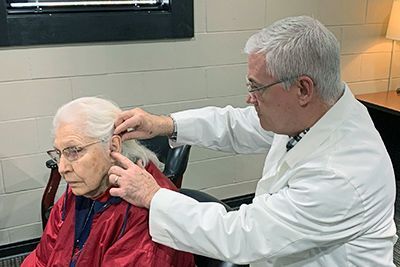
[22,162,195,267]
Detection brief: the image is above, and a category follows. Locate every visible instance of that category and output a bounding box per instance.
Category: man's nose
[246,93,257,104]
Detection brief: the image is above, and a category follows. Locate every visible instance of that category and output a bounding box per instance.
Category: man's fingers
[109,173,121,187]
[115,116,139,135]
[115,108,146,135]
[110,186,143,208]
[110,151,136,170]
[120,131,146,142]
[136,159,145,169]
[115,110,136,125]
[108,157,160,208]
[109,187,124,198]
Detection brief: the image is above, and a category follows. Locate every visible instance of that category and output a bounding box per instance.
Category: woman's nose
[57,155,71,174]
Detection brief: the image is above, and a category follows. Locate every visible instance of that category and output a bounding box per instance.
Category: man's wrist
[146,185,161,209]
[169,115,178,141]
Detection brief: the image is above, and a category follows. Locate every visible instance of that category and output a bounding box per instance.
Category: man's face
[246,53,298,134]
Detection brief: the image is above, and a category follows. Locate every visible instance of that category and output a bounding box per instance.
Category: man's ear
[296,76,314,106]
[110,135,122,153]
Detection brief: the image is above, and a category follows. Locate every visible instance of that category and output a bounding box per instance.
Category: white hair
[244,16,343,105]
[52,97,162,169]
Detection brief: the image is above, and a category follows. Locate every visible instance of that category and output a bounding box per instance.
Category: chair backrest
[41,160,62,230]
[139,136,191,188]
[41,136,191,229]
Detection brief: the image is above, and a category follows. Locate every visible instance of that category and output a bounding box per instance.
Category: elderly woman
[22,97,194,267]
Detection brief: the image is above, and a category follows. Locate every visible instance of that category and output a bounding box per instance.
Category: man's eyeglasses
[47,139,104,164]
[246,76,294,97]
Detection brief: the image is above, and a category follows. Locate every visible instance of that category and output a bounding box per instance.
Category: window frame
[0,0,193,46]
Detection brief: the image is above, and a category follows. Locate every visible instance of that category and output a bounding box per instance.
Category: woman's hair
[52,97,162,169]
[244,16,343,105]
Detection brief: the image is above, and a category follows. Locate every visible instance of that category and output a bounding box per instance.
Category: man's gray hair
[244,16,343,105]
[52,97,162,169]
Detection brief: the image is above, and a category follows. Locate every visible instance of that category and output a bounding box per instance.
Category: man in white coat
[108,16,397,266]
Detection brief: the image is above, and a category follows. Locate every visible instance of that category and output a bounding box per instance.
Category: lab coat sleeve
[149,168,364,264]
[171,105,273,154]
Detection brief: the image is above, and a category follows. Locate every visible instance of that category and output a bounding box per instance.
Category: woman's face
[54,123,113,199]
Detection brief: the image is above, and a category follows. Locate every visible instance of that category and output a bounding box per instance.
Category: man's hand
[114,108,174,141]
[108,152,161,209]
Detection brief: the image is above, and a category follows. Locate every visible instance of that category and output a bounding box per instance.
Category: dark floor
[0,253,27,267]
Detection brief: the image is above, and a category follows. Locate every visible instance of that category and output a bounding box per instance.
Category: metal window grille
[6,0,169,13]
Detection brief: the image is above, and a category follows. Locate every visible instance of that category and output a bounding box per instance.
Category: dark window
[0,0,193,46]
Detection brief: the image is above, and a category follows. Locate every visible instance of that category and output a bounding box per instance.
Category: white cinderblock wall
[0,0,399,245]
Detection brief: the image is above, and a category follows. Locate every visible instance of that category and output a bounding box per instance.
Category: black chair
[139,135,191,188]
[41,159,62,230]
[42,136,248,267]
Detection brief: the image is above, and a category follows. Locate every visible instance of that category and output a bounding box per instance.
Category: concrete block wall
[0,0,399,245]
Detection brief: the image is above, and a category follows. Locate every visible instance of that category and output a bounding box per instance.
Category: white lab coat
[149,85,397,266]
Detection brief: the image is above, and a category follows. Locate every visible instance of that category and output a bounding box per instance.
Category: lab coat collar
[284,83,354,168]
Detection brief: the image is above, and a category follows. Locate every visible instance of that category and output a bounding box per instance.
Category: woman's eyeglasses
[47,140,104,164]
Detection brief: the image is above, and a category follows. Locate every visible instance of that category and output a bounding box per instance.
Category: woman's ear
[110,135,122,153]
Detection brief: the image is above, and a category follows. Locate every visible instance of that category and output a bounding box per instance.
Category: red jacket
[22,162,195,267]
